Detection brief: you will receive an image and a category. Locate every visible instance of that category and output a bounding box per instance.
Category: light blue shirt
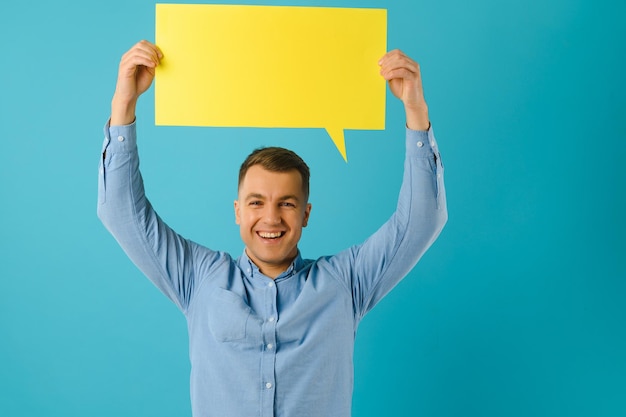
[97,121,447,417]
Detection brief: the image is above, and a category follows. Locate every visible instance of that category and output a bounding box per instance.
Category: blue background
[1,0,624,416]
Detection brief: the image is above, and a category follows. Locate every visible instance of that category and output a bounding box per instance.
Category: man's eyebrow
[244,193,265,200]
[278,195,301,202]
[244,193,301,202]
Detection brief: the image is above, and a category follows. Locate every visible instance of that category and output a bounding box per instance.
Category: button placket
[260,278,278,414]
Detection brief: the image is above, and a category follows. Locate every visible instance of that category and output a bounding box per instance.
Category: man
[98,40,447,417]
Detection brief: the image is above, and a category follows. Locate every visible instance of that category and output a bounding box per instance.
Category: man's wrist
[111,95,137,126]
[405,103,429,131]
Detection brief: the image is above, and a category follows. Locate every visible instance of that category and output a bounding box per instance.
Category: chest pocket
[208,288,260,343]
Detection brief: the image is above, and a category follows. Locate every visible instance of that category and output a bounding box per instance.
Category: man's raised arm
[98,41,221,312]
[324,50,447,318]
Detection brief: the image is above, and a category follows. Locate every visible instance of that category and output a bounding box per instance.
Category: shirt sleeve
[97,121,224,312]
[321,126,448,320]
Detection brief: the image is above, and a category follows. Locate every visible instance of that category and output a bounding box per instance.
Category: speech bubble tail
[326,127,348,162]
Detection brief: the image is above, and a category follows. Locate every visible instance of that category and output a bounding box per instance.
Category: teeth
[259,232,282,239]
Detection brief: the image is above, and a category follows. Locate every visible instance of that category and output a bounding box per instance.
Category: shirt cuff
[102,119,138,154]
[406,125,439,158]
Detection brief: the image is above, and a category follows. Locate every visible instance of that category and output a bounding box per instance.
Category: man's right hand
[111,40,163,126]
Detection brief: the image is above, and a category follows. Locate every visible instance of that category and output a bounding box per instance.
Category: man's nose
[263,205,281,224]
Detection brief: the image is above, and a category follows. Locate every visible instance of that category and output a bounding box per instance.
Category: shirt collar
[238,250,303,282]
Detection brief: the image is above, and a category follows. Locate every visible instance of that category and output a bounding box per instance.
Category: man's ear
[302,203,312,227]
[234,200,241,225]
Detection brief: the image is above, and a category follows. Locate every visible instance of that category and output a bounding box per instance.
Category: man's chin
[247,248,296,270]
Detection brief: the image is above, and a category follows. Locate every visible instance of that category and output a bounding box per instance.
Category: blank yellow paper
[155,4,387,161]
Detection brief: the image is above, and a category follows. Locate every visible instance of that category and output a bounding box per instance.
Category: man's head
[238,147,310,200]
[234,147,312,278]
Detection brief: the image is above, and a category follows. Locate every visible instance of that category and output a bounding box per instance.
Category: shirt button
[268,317,275,323]
[266,382,273,389]
[117,135,125,142]
[416,141,423,148]
[268,282,274,288]
[267,343,273,350]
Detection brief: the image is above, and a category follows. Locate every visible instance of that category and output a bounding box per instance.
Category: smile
[258,231,285,239]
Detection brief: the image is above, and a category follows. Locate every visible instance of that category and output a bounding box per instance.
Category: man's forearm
[111,96,137,126]
[405,103,430,131]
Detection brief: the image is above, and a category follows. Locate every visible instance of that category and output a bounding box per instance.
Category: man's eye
[249,201,262,206]
[280,202,296,208]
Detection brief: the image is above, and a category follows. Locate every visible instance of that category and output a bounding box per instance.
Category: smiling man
[235,152,312,278]
[98,40,447,417]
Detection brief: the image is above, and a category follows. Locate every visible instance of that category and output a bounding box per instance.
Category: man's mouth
[258,231,285,239]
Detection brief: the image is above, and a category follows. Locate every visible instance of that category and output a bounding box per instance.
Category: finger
[379,50,420,74]
[381,56,419,76]
[378,48,405,65]
[123,41,162,67]
[380,65,420,84]
[131,46,160,65]
[378,49,414,69]
[380,67,416,82]
[120,47,160,71]
[135,39,164,60]
[120,54,156,70]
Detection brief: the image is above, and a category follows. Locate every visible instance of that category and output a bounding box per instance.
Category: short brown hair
[238,147,310,200]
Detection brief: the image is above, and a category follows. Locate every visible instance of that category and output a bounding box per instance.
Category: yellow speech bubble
[155,4,387,161]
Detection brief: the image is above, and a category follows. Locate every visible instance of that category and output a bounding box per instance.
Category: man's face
[234,165,311,278]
